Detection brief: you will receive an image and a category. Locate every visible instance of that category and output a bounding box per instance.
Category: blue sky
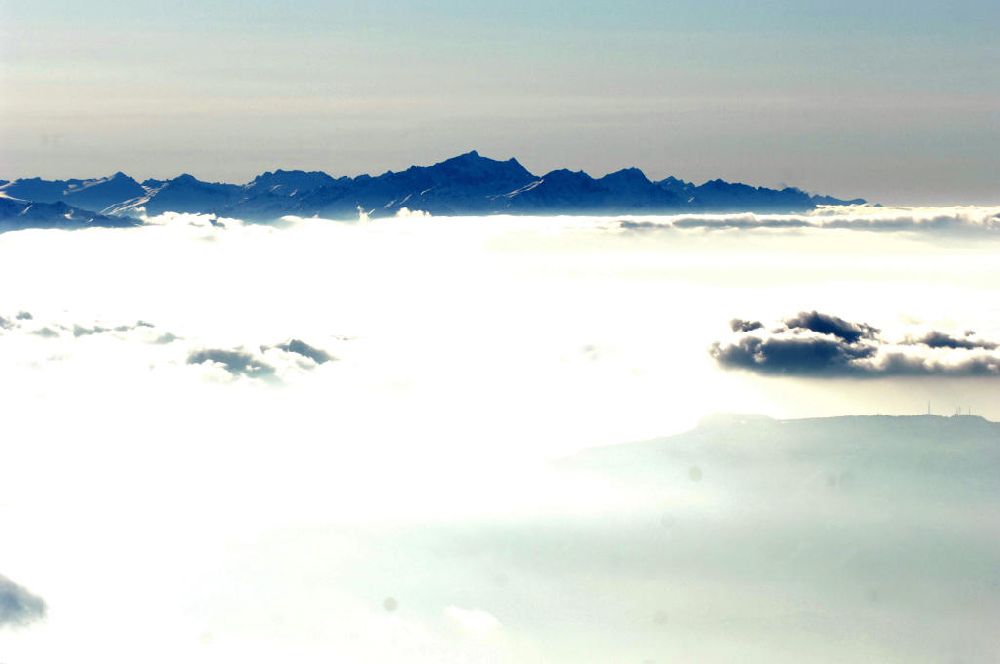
[2,0,998,203]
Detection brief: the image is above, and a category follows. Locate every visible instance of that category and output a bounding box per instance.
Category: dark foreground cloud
[712,311,1000,377]
[0,575,46,628]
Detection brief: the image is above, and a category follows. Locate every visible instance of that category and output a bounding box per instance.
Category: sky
[2,0,998,204]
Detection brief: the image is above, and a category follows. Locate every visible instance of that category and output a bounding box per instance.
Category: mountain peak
[600,167,652,185]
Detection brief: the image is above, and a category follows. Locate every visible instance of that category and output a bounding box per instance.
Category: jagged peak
[250,168,336,182]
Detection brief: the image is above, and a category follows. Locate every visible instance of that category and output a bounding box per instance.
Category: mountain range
[0,151,866,229]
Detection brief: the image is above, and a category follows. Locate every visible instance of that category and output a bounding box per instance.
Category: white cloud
[395,207,432,219]
[443,606,501,637]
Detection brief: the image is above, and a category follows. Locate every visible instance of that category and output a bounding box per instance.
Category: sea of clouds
[2,207,1000,662]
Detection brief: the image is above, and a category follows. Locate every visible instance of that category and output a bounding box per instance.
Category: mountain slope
[0,197,139,232]
[108,174,243,216]
[0,173,146,213]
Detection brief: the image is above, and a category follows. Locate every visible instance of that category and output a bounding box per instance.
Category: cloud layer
[621,205,1000,236]
[712,311,1000,377]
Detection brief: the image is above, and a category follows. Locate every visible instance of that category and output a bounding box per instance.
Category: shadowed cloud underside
[713,311,1000,377]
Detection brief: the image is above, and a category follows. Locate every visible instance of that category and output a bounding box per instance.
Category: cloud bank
[621,205,1000,236]
[713,311,1000,376]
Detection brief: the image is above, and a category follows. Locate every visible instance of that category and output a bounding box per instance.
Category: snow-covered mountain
[3,151,867,223]
[0,196,139,232]
[500,166,686,212]
[0,172,146,214]
[105,174,243,216]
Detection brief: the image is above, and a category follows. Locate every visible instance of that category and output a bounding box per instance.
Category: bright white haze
[1,208,999,662]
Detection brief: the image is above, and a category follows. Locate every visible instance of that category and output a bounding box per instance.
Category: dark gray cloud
[0,316,10,330]
[711,334,877,375]
[274,339,335,365]
[0,575,47,628]
[729,319,763,333]
[187,348,276,378]
[910,331,998,351]
[712,312,1000,377]
[783,311,878,343]
[15,311,32,320]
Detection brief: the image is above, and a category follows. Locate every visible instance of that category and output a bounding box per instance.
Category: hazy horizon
[3,1,998,205]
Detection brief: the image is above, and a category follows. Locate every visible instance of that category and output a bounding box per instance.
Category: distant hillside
[566,413,1000,485]
[1,151,867,223]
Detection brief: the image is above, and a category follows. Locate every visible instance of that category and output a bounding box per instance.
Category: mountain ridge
[0,151,868,224]
[0,196,139,232]
[568,412,999,463]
